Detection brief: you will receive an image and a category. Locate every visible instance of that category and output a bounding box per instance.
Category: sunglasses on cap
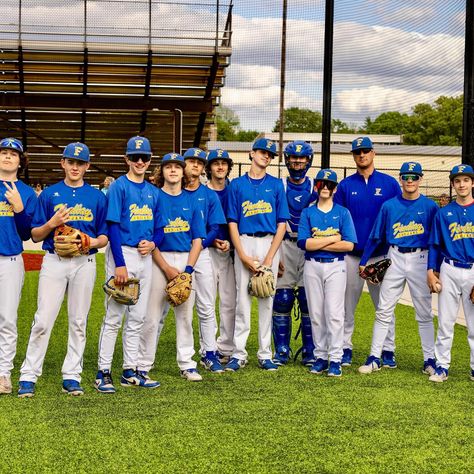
[400,174,420,181]
[315,180,337,191]
[353,148,373,156]
[128,154,151,163]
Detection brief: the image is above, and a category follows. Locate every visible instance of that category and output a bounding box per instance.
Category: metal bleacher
[0,0,233,185]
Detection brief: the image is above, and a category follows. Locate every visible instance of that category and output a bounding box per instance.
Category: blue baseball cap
[63,142,90,162]
[315,168,338,184]
[183,147,207,163]
[351,136,374,152]
[0,137,24,155]
[207,148,232,165]
[449,164,474,180]
[400,161,423,176]
[161,152,186,168]
[252,138,277,156]
[126,136,152,156]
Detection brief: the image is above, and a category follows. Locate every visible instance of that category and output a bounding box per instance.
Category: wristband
[184,265,194,274]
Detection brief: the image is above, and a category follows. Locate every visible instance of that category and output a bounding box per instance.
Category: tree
[215,106,259,141]
[364,111,411,136]
[331,118,357,134]
[273,107,323,133]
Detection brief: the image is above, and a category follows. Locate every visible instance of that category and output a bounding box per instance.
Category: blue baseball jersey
[158,189,206,252]
[360,195,438,265]
[227,173,290,234]
[283,177,318,237]
[333,170,401,256]
[298,203,357,259]
[185,184,226,231]
[32,180,108,253]
[106,175,162,246]
[0,179,37,256]
[428,201,474,267]
[212,186,231,241]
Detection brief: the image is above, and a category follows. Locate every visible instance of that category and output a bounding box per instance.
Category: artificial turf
[1,253,473,473]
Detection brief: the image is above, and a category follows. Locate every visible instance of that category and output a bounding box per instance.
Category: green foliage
[2,253,474,473]
[331,118,357,133]
[364,111,411,135]
[273,107,323,133]
[216,105,259,142]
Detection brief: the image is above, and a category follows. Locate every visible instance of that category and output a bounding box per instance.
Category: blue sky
[224,0,466,131]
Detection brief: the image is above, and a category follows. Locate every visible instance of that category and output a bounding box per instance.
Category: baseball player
[298,169,357,377]
[183,148,227,373]
[333,137,401,367]
[225,137,290,372]
[18,142,108,398]
[427,164,474,383]
[95,136,162,393]
[0,138,37,395]
[205,148,236,364]
[137,153,206,382]
[358,162,438,375]
[272,140,317,366]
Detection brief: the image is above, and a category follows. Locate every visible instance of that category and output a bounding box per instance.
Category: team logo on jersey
[242,200,272,217]
[392,221,424,238]
[0,201,14,217]
[449,221,474,241]
[294,195,302,202]
[129,204,153,221]
[311,226,339,238]
[53,192,60,197]
[374,188,382,196]
[53,203,93,221]
[164,217,190,233]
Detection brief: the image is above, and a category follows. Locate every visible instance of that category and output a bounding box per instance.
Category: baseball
[434,282,442,293]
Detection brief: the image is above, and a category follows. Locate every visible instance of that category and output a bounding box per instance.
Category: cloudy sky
[224,0,466,131]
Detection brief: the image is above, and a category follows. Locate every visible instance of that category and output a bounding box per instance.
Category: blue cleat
[382,350,397,369]
[328,361,342,377]
[429,366,448,383]
[341,348,352,367]
[258,359,279,371]
[359,355,381,374]
[18,381,35,399]
[422,358,436,376]
[224,357,247,372]
[136,371,161,388]
[95,370,116,394]
[121,369,160,388]
[200,352,225,373]
[62,379,84,396]
[309,358,329,374]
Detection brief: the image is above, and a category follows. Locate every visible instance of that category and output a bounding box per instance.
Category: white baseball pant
[276,239,305,288]
[20,253,96,383]
[98,246,152,371]
[232,235,280,361]
[0,254,25,377]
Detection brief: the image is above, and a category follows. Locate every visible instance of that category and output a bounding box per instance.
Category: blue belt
[243,232,273,237]
[306,256,344,263]
[392,245,425,254]
[444,258,473,269]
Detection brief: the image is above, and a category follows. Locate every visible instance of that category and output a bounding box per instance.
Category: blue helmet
[251,138,277,159]
[284,141,313,180]
[63,142,90,162]
[126,136,152,156]
[0,137,24,155]
[183,147,207,163]
[161,152,186,168]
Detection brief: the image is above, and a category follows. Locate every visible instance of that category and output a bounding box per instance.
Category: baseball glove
[102,277,140,306]
[248,265,276,298]
[166,272,192,307]
[470,286,474,305]
[54,224,91,258]
[359,258,392,285]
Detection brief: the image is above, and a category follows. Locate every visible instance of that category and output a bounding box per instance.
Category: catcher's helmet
[183,147,207,163]
[252,138,277,158]
[126,136,152,156]
[284,141,313,180]
[63,142,90,162]
[161,152,186,168]
[315,168,338,184]
[0,137,23,155]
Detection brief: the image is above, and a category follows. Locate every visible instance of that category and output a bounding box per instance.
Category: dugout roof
[0,0,232,185]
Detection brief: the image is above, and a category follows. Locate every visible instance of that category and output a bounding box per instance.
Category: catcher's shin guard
[272,289,294,365]
[294,287,316,366]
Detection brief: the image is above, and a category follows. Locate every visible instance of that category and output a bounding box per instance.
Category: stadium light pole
[321,0,334,169]
[462,0,473,167]
[278,0,288,178]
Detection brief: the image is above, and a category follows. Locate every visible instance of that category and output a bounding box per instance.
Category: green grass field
[1,253,473,473]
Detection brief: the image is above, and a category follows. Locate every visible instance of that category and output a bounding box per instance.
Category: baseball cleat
[258,359,279,371]
[120,369,141,387]
[341,348,352,367]
[273,351,290,366]
[422,359,437,376]
[62,379,84,396]
[200,352,225,373]
[136,371,161,388]
[0,375,12,394]
[381,351,397,369]
[359,355,381,374]
[429,366,448,383]
[180,368,203,382]
[95,370,116,393]
[300,351,317,367]
[328,361,342,377]
[224,357,247,372]
[216,351,230,365]
[18,381,35,398]
[309,358,329,374]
